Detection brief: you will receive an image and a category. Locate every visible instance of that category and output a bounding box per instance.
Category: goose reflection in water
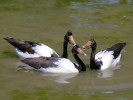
[16,62,78,84]
[41,73,78,84]
[97,65,121,78]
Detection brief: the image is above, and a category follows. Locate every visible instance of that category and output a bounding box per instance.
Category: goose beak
[77,48,87,56]
[83,41,92,50]
[69,36,76,46]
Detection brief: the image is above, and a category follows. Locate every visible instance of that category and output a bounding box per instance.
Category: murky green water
[0,0,133,100]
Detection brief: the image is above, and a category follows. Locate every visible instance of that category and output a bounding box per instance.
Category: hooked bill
[83,41,92,49]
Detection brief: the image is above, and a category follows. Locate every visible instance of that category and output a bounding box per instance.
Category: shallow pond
[0,0,133,100]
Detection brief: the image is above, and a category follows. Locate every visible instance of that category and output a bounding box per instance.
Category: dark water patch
[93,84,133,90]
[71,0,132,6]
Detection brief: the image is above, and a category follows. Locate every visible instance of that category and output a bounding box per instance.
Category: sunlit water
[0,0,133,100]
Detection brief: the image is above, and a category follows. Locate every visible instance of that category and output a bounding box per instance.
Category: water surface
[0,0,133,100]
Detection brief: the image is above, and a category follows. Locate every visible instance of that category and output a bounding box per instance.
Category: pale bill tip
[83,53,87,56]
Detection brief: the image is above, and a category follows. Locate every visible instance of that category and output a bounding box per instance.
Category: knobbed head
[64,30,76,46]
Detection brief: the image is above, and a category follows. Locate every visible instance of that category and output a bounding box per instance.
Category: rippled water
[0,0,133,100]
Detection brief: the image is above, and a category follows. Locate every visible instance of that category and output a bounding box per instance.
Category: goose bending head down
[83,39,126,70]
[21,45,87,73]
[4,30,76,58]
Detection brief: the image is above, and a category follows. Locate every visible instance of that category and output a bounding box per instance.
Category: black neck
[90,47,96,69]
[90,46,100,69]
[73,53,86,72]
[61,41,68,58]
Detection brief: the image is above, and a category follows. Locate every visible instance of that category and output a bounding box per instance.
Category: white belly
[15,44,59,58]
[39,58,79,73]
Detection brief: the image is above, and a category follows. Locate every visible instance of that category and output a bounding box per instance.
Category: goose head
[72,45,87,56]
[64,30,76,46]
[83,39,97,50]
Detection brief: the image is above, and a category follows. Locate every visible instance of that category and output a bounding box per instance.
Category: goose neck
[73,53,86,72]
[62,41,68,58]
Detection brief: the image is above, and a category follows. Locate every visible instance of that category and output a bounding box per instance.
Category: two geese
[4,30,126,73]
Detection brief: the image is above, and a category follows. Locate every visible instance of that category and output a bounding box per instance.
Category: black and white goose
[4,30,76,58]
[83,39,126,70]
[21,45,87,73]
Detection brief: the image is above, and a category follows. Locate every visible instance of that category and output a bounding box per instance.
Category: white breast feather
[95,50,114,70]
[40,58,79,73]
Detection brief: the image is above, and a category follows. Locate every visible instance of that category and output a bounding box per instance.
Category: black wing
[4,37,40,54]
[21,57,60,69]
[106,43,126,59]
